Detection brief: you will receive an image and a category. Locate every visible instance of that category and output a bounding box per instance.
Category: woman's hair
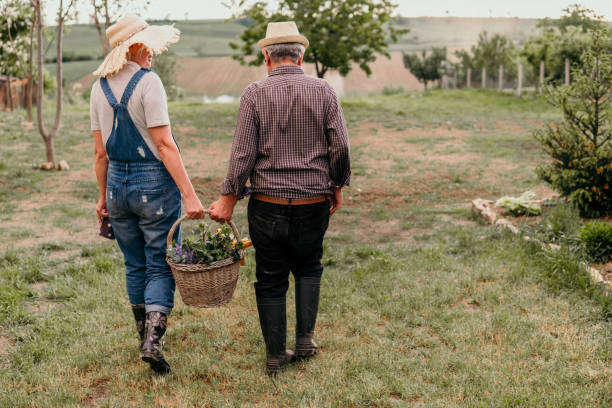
[128,43,151,61]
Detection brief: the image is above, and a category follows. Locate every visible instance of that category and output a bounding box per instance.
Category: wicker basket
[166,212,244,308]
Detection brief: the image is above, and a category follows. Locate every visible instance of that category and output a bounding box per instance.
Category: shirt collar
[268,65,304,77]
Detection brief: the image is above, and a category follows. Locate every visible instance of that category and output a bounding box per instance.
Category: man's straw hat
[257,21,309,50]
[93,14,180,77]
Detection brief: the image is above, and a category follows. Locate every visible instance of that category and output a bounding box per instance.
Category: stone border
[472,198,611,290]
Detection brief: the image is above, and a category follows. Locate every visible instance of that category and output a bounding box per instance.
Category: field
[52,17,540,95]
[0,90,610,407]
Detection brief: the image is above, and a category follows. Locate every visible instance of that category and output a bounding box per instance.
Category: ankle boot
[295,277,321,358]
[141,311,171,374]
[131,304,146,348]
[256,296,296,375]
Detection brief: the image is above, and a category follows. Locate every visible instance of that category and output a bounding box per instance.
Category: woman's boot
[256,296,296,375]
[141,311,171,374]
[295,276,320,358]
[131,304,146,348]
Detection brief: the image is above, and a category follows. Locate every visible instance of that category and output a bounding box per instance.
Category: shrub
[578,221,612,262]
[534,31,612,217]
[538,202,583,242]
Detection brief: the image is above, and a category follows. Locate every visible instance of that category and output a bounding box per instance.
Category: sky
[44,0,612,25]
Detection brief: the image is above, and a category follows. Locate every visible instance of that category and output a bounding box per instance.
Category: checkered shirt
[221,65,351,199]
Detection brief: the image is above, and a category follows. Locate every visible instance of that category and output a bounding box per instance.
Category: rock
[472,199,497,224]
[495,218,519,234]
[56,160,70,171]
[40,162,54,170]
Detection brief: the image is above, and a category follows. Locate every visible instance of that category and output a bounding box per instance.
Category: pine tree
[535,31,612,216]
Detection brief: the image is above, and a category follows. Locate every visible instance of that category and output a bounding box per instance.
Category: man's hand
[209,194,238,223]
[329,188,342,216]
[96,196,109,225]
[185,194,206,219]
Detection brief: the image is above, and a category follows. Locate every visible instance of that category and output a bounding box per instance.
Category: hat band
[111,23,150,49]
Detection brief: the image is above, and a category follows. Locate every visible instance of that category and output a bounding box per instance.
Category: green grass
[0,90,610,407]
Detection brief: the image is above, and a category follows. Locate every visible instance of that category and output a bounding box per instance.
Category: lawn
[0,89,610,407]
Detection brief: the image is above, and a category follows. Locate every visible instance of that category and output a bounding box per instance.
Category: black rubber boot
[131,304,146,348]
[256,296,296,376]
[295,276,321,358]
[141,311,171,374]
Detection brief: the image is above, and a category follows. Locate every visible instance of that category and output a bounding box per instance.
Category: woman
[90,14,204,374]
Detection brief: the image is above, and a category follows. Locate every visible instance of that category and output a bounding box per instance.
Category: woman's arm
[93,130,109,223]
[149,125,205,219]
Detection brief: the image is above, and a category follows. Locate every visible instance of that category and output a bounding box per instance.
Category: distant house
[0,75,35,110]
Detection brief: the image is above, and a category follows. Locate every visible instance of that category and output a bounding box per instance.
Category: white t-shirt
[90,61,170,160]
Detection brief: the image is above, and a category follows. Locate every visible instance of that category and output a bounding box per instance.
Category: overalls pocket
[133,188,167,222]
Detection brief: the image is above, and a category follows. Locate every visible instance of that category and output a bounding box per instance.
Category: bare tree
[32,0,76,167]
[90,0,150,56]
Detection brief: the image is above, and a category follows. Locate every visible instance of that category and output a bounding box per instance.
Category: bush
[538,202,583,242]
[535,31,612,217]
[578,221,612,262]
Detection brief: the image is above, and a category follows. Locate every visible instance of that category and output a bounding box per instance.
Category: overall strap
[99,77,118,108]
[120,68,151,106]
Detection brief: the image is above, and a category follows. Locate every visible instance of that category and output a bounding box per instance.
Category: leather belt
[253,194,327,205]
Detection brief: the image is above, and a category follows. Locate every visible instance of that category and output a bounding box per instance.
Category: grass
[0,90,610,407]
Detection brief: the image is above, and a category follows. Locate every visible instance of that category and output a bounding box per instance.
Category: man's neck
[267,61,301,74]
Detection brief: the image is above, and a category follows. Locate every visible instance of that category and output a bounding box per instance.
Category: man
[209,21,350,375]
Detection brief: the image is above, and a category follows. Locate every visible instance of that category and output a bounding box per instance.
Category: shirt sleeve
[221,86,259,198]
[325,85,351,188]
[141,73,171,128]
[90,81,101,131]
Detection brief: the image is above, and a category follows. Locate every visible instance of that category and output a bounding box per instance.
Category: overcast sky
[44,0,612,24]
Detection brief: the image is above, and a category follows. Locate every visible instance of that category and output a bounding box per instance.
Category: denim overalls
[101,68,180,315]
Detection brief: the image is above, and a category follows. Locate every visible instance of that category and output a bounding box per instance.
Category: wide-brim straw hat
[257,21,309,50]
[93,14,180,77]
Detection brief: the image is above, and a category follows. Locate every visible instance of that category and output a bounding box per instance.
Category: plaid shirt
[221,65,351,199]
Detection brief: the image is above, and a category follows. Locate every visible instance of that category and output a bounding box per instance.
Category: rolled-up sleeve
[221,86,259,198]
[325,86,351,188]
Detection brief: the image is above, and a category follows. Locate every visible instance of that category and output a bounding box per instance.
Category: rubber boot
[295,276,321,358]
[131,304,146,348]
[141,311,171,374]
[256,296,296,375]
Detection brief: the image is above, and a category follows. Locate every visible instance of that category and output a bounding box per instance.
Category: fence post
[564,58,570,85]
[467,68,471,87]
[539,60,545,94]
[453,71,458,89]
[482,67,487,88]
[517,62,523,97]
[498,64,503,91]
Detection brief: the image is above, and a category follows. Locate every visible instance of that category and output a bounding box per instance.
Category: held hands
[209,194,238,223]
[185,194,206,219]
[329,188,342,216]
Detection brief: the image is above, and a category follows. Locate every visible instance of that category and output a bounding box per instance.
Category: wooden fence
[442,58,571,96]
[0,75,36,110]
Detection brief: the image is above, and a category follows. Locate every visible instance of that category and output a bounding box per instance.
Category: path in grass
[0,90,609,407]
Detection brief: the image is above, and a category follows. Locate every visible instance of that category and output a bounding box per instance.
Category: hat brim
[93,25,180,77]
[257,34,309,50]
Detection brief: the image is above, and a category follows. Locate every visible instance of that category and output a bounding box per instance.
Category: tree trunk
[26,14,34,122]
[481,67,487,89]
[92,11,110,56]
[467,68,471,87]
[6,79,13,111]
[517,62,523,97]
[539,60,545,95]
[423,81,427,91]
[564,58,570,85]
[498,64,503,91]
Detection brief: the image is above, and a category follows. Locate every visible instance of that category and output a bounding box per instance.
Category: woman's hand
[185,194,206,219]
[96,196,109,224]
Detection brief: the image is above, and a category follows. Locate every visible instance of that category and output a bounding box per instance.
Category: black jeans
[248,197,330,299]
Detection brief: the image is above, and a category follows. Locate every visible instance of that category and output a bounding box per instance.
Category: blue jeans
[248,197,330,299]
[107,161,181,314]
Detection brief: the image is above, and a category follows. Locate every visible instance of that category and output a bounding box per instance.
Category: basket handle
[166,210,242,249]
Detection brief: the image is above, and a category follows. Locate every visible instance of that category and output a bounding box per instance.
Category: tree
[228,0,408,78]
[402,47,446,91]
[535,31,612,216]
[0,0,33,112]
[33,0,77,168]
[538,4,604,34]
[152,51,178,101]
[471,31,516,82]
[90,0,150,56]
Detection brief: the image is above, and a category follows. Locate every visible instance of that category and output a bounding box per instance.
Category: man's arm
[209,88,259,222]
[325,86,351,215]
[93,130,109,224]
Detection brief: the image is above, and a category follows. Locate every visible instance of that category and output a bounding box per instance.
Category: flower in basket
[168,223,244,265]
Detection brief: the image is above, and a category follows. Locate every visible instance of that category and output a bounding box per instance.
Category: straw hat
[257,21,309,50]
[93,14,180,77]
